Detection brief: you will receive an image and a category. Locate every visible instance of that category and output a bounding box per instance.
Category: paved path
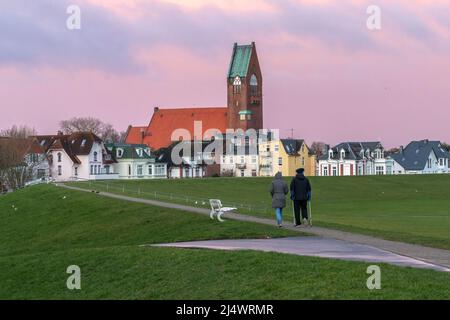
[59,184,450,270]
[151,237,450,272]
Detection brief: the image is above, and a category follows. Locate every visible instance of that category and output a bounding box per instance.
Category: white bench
[209,199,236,222]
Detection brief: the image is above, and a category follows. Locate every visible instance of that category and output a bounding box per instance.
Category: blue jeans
[275,208,283,225]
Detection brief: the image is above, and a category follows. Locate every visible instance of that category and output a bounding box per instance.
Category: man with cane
[290,168,312,227]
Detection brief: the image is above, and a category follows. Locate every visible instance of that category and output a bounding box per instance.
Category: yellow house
[259,139,316,177]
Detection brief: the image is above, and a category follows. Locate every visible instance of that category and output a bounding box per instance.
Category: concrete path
[59,184,450,270]
[151,237,450,272]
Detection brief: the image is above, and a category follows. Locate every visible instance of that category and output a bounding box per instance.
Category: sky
[1,0,449,148]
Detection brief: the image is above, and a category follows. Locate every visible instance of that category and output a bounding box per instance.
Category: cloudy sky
[1,0,449,147]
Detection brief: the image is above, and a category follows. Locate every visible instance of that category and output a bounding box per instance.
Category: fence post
[154,191,157,198]
[106,184,109,192]
[122,185,125,193]
[138,187,140,195]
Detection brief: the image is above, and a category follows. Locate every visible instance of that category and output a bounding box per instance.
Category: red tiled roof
[125,107,228,150]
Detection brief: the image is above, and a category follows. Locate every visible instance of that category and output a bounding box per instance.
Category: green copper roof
[228,43,253,78]
[238,110,253,115]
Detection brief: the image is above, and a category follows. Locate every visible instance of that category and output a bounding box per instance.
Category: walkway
[59,184,450,271]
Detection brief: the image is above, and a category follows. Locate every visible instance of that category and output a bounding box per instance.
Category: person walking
[269,172,289,227]
[290,168,312,226]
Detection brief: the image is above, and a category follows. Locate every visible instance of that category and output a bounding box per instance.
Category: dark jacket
[269,172,289,208]
[290,173,312,201]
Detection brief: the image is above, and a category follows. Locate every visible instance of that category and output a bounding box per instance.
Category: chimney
[424,139,429,144]
[57,131,64,136]
[400,146,404,153]
[154,107,159,112]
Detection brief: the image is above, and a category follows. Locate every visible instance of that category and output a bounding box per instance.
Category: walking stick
[308,200,313,226]
[292,200,295,225]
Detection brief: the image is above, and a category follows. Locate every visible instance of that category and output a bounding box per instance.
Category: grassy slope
[0,184,449,299]
[71,175,450,249]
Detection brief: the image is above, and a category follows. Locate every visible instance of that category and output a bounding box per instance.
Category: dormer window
[136,148,143,157]
[57,152,62,162]
[81,139,86,147]
[233,76,241,94]
[340,150,345,159]
[328,150,333,159]
[116,148,123,158]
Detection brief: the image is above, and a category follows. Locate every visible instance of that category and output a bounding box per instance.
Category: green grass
[70,175,450,250]
[1,184,449,299]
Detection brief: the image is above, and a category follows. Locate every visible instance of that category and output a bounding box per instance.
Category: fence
[71,180,271,215]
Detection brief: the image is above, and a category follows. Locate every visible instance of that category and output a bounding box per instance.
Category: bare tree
[0,125,36,138]
[442,142,450,152]
[310,141,328,157]
[59,117,121,143]
[0,138,34,190]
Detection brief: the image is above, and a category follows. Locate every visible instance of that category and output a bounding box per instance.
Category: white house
[389,140,450,174]
[317,142,393,176]
[157,141,220,178]
[35,132,119,181]
[106,143,167,179]
[220,143,259,177]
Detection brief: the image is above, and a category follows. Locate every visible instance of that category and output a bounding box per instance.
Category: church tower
[227,42,263,131]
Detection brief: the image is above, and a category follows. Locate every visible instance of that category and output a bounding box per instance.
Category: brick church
[125,42,264,150]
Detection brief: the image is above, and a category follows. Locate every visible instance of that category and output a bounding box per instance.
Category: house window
[117,149,123,158]
[240,114,246,121]
[128,165,131,176]
[251,156,257,164]
[155,165,165,176]
[302,158,305,166]
[230,157,234,164]
[274,144,279,152]
[137,165,143,176]
[233,76,241,94]
[185,168,190,177]
[94,151,98,162]
[195,167,200,177]
[278,157,282,166]
[332,167,337,176]
[74,167,78,176]
[439,159,444,166]
[240,156,245,164]
[251,169,257,177]
[58,165,62,176]
[240,169,245,177]
[323,166,328,176]
[376,166,384,175]
[90,165,93,175]
[428,158,432,168]
[57,152,62,162]
[148,165,153,175]
[105,165,110,174]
